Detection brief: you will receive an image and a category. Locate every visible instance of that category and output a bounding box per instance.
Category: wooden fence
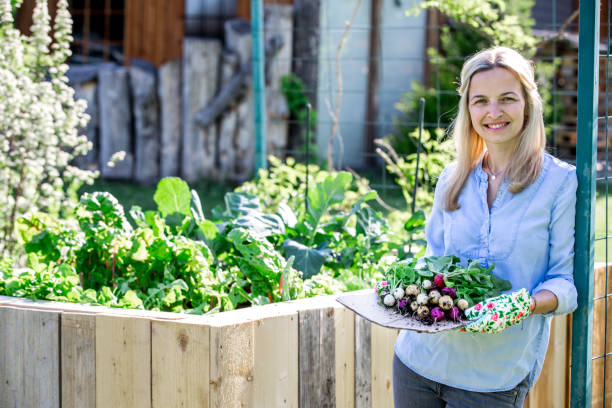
[3,266,611,407]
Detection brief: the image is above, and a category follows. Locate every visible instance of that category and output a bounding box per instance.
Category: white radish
[405,284,420,296]
[439,295,453,311]
[416,293,429,305]
[457,298,469,311]
[393,287,405,300]
[384,294,396,306]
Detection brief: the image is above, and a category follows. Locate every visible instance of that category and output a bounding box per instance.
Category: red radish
[430,307,445,321]
[442,287,457,299]
[447,306,461,321]
[434,274,445,288]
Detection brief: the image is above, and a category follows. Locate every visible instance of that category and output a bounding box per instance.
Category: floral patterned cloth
[462,288,534,333]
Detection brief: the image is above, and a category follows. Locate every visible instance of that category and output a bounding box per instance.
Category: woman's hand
[461,288,534,333]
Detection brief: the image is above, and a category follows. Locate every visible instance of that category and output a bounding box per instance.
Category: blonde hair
[444,46,545,211]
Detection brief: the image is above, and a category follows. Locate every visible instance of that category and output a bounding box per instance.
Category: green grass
[78,178,237,219]
[596,185,612,264]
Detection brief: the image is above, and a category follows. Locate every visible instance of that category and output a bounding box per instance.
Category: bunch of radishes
[376,274,470,323]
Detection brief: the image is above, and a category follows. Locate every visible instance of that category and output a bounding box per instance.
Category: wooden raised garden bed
[5,265,612,408]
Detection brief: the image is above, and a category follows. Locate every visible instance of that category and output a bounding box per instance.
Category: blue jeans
[392,353,530,408]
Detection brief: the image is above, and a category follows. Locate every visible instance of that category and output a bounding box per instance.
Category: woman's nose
[487,103,503,118]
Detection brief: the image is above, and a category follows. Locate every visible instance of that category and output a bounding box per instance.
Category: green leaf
[154,177,192,217]
[404,210,426,233]
[233,213,286,237]
[118,290,144,308]
[283,239,330,279]
[276,202,297,228]
[304,172,352,245]
[224,192,261,217]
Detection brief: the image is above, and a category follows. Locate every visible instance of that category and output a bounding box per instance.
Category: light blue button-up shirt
[394,153,578,392]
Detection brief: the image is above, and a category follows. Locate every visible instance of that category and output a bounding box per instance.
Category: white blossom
[0,0,96,257]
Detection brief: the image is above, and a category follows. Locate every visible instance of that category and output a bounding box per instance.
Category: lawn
[78,178,237,219]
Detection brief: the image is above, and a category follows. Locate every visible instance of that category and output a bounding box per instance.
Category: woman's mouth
[484,122,509,130]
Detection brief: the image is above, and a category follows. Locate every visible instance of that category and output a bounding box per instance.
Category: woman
[393,47,577,408]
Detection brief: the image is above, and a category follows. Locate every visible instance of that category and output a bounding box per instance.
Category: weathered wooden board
[253,311,299,407]
[98,67,134,179]
[354,314,372,408]
[130,64,160,185]
[337,291,468,332]
[298,306,336,407]
[61,313,96,408]
[182,38,221,182]
[525,315,571,408]
[0,307,60,408]
[159,58,182,178]
[96,314,151,408]
[334,306,355,408]
[151,320,210,408]
[209,321,255,407]
[370,324,398,408]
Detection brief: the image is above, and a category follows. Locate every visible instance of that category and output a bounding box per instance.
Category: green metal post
[252,0,267,171]
[570,0,599,406]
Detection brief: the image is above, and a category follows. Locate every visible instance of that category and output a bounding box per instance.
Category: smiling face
[468,67,526,151]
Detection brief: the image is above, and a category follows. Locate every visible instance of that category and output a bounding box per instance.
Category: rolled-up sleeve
[532,170,578,316]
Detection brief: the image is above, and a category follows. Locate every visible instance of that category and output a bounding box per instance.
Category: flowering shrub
[0,0,96,257]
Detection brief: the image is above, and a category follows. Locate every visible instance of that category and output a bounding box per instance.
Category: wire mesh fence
[252,0,584,217]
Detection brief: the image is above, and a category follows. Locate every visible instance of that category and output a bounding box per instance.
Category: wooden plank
[167,0,184,63]
[0,294,185,320]
[141,0,156,64]
[61,313,96,408]
[0,307,60,408]
[525,315,571,408]
[209,321,255,407]
[123,0,134,65]
[370,324,398,408]
[354,315,372,408]
[590,263,612,407]
[253,312,299,407]
[96,314,151,408]
[298,307,336,407]
[151,320,210,408]
[335,306,355,408]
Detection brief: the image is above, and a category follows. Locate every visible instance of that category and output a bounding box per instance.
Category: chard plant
[0,0,96,258]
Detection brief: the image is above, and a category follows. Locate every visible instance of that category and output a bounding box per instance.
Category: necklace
[483,157,507,181]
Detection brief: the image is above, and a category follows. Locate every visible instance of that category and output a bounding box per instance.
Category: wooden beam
[61,313,96,408]
[364,0,382,165]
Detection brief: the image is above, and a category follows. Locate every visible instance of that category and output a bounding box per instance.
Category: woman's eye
[502,97,515,102]
[473,99,486,105]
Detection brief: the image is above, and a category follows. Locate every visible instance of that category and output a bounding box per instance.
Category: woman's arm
[531,169,578,316]
[531,289,558,315]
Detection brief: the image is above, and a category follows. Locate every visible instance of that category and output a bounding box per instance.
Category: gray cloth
[392,353,529,408]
